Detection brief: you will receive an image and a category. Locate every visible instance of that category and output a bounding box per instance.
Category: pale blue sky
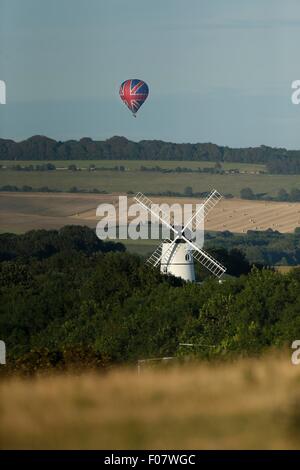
[1,0,300,147]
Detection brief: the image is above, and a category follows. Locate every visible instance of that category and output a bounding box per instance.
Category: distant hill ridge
[0,135,300,172]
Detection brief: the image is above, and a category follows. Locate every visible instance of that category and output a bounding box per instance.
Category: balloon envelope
[119,79,149,115]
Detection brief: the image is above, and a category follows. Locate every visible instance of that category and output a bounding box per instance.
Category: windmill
[134,190,226,282]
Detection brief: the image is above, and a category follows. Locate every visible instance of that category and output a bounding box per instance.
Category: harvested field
[0,192,299,234]
[0,192,119,233]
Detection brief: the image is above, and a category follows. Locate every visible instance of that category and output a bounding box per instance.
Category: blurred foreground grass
[1,351,300,449]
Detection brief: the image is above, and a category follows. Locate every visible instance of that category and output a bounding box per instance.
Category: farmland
[2,167,300,197]
[0,159,266,172]
[1,351,300,449]
[2,156,300,198]
[1,158,300,241]
[1,192,300,236]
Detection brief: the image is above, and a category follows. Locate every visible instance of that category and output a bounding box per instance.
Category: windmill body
[160,240,195,282]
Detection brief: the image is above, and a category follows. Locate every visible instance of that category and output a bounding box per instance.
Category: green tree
[184,186,193,197]
[240,187,255,200]
[290,188,300,202]
[277,188,289,201]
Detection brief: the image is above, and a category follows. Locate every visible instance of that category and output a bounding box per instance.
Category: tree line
[206,228,300,266]
[240,187,300,202]
[1,162,253,175]
[1,135,300,173]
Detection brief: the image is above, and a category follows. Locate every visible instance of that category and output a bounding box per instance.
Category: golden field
[1,352,300,449]
[1,192,300,235]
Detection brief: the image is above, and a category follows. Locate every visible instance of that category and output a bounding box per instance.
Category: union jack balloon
[119,79,149,117]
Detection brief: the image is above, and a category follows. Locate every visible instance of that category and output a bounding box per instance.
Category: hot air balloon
[119,79,149,117]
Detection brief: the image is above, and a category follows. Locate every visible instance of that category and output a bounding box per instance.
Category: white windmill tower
[134,190,226,282]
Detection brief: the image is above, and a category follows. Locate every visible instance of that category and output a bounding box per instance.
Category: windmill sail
[185,238,226,278]
[182,189,222,234]
[134,192,178,234]
[146,238,175,267]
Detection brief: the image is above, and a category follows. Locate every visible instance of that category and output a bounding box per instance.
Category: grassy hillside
[1,351,300,449]
[1,168,300,197]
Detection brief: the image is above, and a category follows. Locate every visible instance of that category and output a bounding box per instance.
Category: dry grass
[275,266,300,273]
[141,196,300,234]
[1,352,300,449]
[0,192,119,233]
[1,192,300,234]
